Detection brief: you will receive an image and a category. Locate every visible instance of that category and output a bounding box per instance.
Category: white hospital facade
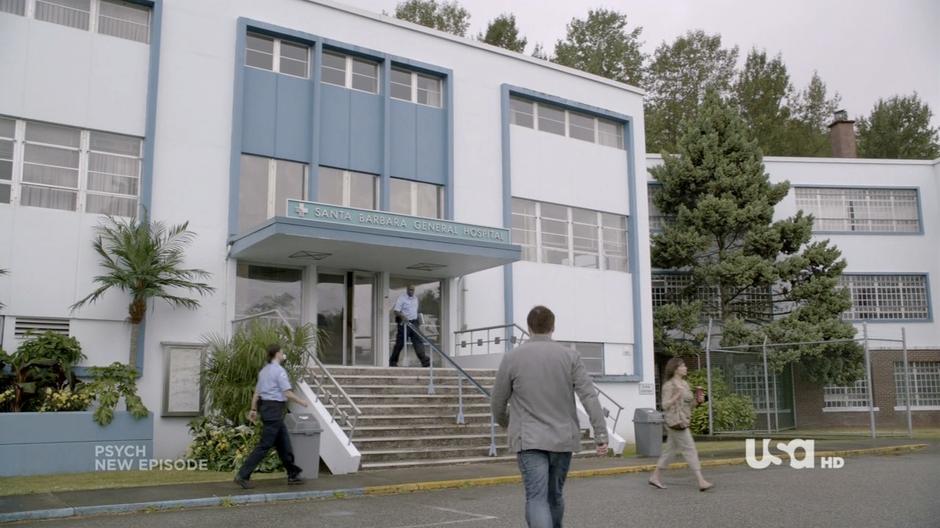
[0,0,938,460]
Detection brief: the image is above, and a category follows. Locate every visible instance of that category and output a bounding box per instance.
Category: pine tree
[651,92,863,385]
[732,49,793,156]
[478,13,527,53]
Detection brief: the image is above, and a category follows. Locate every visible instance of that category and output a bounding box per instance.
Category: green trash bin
[285,413,321,479]
[632,408,664,457]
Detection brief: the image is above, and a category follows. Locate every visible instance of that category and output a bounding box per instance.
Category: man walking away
[235,344,309,489]
[492,305,609,528]
[389,284,430,367]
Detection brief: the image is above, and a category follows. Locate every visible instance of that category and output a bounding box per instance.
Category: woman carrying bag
[649,357,714,492]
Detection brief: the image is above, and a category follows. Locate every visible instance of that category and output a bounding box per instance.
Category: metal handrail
[593,385,624,431]
[232,310,362,444]
[405,321,498,456]
[453,323,530,356]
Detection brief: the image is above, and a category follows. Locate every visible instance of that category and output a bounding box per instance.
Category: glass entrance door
[388,277,442,367]
[316,272,376,365]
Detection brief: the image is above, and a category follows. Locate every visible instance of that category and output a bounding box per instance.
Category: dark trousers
[237,400,302,480]
[389,321,430,367]
[517,450,572,528]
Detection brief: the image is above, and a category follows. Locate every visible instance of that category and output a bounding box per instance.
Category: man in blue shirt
[235,344,309,489]
[389,284,430,367]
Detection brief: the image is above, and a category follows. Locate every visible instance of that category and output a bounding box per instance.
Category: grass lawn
[0,470,284,497]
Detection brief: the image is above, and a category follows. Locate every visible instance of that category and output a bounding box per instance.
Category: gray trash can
[285,413,321,479]
[632,408,664,457]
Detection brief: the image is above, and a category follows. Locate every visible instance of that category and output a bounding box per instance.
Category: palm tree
[71,215,215,369]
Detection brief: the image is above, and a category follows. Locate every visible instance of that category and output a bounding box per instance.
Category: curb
[0,444,927,524]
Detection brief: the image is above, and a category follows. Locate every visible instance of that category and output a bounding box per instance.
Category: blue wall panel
[348,92,383,174]
[319,84,351,169]
[415,106,446,185]
[389,100,417,179]
[275,76,313,163]
[241,68,277,156]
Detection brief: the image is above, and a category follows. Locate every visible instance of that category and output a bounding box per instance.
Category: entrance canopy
[229,200,521,278]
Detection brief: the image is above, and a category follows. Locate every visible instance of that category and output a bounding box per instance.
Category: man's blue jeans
[517,449,572,528]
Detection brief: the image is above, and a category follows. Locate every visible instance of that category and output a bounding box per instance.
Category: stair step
[360,447,599,467]
[354,434,507,450]
[322,375,496,387]
[334,394,490,406]
[336,403,491,416]
[351,413,493,427]
[345,424,497,437]
[321,384,490,396]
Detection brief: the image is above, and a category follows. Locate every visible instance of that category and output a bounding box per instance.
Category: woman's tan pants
[655,427,701,471]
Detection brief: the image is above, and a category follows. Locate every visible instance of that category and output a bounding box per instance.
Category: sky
[336,0,940,129]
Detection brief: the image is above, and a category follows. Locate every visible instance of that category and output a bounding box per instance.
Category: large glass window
[389,68,443,108]
[236,263,303,328]
[317,166,377,210]
[512,198,628,272]
[390,178,443,218]
[85,131,141,217]
[238,155,306,232]
[22,122,81,211]
[509,95,625,150]
[823,379,872,410]
[246,31,309,78]
[840,274,930,320]
[557,341,605,375]
[321,51,379,94]
[651,272,771,320]
[795,187,920,233]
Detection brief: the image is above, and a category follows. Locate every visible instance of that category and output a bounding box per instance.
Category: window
[238,155,306,232]
[317,166,377,210]
[35,0,90,30]
[823,379,872,410]
[1,118,141,214]
[895,362,940,408]
[98,0,149,43]
[29,0,150,42]
[732,363,786,413]
[509,95,625,149]
[509,97,534,128]
[841,274,930,321]
[246,32,309,78]
[651,272,771,319]
[557,341,605,375]
[236,263,303,328]
[568,111,595,142]
[510,197,629,272]
[390,178,442,218]
[537,104,566,136]
[321,51,379,94]
[86,131,140,217]
[0,117,12,204]
[0,0,26,15]
[795,187,920,233]
[389,68,443,108]
[647,183,675,232]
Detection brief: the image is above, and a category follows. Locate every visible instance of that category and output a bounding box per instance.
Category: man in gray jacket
[491,305,609,528]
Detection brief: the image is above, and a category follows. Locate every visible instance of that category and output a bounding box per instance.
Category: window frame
[316,165,379,211]
[245,31,310,79]
[894,361,940,409]
[238,154,308,231]
[508,96,625,150]
[794,186,922,234]
[822,378,876,412]
[556,341,606,376]
[389,177,444,219]
[510,197,629,273]
[320,50,380,95]
[840,274,931,321]
[389,67,443,108]
[1,117,141,216]
[24,0,151,43]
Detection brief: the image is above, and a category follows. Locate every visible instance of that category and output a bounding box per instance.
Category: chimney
[828,110,857,158]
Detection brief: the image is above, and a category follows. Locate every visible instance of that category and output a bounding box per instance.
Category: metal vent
[14,317,70,339]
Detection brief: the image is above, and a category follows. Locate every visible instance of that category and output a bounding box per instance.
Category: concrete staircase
[318,366,598,471]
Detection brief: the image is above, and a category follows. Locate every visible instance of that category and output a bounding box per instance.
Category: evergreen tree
[857,93,940,159]
[781,72,841,156]
[478,13,527,53]
[393,0,471,37]
[644,30,738,154]
[553,8,644,86]
[732,49,793,156]
[531,42,550,61]
[651,92,863,385]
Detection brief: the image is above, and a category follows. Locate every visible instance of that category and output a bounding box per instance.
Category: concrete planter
[0,411,154,476]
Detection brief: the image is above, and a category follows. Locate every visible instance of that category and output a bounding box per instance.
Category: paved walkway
[0,437,929,523]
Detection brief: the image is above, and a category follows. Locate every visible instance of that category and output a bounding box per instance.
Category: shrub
[84,362,149,426]
[686,368,757,434]
[0,331,86,412]
[202,320,321,425]
[37,386,94,412]
[188,415,282,472]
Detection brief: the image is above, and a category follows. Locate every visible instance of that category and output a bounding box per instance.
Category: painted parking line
[363,506,497,528]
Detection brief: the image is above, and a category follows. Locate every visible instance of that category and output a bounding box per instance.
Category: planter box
[0,411,154,476]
